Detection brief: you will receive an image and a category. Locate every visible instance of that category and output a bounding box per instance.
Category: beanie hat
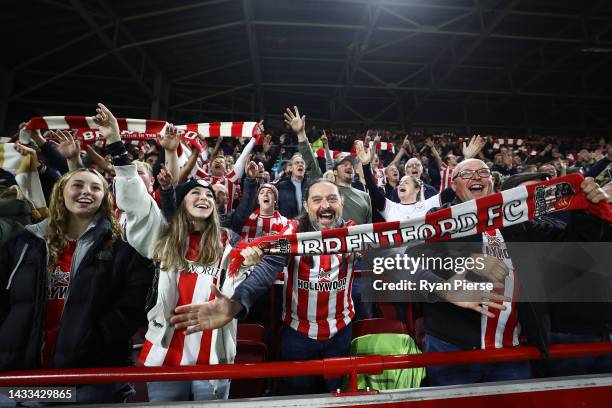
[257,183,279,202]
[175,178,216,207]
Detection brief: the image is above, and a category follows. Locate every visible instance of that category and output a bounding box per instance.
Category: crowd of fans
[0,103,611,404]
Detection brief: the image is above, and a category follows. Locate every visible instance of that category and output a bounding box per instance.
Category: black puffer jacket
[0,218,154,370]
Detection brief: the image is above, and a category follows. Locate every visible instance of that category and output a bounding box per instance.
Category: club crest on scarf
[273,237,292,254]
[534,181,575,217]
[48,266,70,300]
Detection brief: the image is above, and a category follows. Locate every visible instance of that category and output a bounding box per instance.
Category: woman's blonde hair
[154,198,223,271]
[47,168,121,271]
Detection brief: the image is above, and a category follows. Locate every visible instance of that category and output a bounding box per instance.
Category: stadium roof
[3,0,612,135]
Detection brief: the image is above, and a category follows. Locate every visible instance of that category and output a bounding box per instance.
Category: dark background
[2,0,612,136]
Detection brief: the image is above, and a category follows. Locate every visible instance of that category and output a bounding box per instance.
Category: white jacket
[114,164,248,366]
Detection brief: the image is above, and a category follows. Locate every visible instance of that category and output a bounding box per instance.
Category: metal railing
[1,342,611,394]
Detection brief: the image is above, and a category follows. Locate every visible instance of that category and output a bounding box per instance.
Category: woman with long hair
[0,167,153,404]
[98,103,250,401]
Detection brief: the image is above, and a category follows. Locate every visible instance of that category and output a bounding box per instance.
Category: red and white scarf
[228,174,612,275]
[315,149,348,159]
[315,141,396,160]
[372,141,396,154]
[176,122,262,139]
[23,117,262,147]
[493,138,524,150]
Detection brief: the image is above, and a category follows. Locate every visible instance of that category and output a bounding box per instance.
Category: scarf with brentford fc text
[227,173,612,276]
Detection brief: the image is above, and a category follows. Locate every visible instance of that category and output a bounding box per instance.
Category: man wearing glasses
[416,158,609,386]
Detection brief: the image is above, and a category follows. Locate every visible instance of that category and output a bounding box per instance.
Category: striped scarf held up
[22,116,263,149]
[228,173,612,275]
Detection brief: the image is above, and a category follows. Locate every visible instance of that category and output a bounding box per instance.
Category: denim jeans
[424,334,531,386]
[540,332,612,377]
[281,324,352,394]
[147,379,229,402]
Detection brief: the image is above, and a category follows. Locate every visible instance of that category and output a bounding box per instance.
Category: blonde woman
[0,168,153,404]
[97,103,249,401]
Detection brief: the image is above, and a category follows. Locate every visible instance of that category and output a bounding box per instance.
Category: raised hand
[321,130,328,148]
[373,131,381,144]
[468,253,509,284]
[241,246,263,267]
[462,135,485,159]
[157,124,180,152]
[437,275,510,318]
[581,177,609,204]
[355,140,371,165]
[262,134,273,153]
[30,129,46,148]
[52,130,80,160]
[170,285,243,334]
[402,134,411,149]
[14,141,39,166]
[157,164,173,190]
[245,160,258,179]
[283,106,306,137]
[425,137,434,148]
[93,103,120,143]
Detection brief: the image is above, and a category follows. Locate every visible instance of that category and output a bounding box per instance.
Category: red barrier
[1,342,611,392]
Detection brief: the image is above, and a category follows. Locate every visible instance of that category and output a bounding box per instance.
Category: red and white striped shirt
[280,221,356,340]
[480,229,521,350]
[439,163,453,191]
[139,234,230,366]
[241,209,289,241]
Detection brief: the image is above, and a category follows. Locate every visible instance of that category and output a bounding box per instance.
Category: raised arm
[157,125,180,186]
[95,103,167,259]
[286,106,322,178]
[355,141,386,212]
[44,131,83,172]
[178,145,199,184]
[84,145,112,173]
[170,250,287,334]
[223,161,260,233]
[390,135,411,168]
[426,137,444,169]
[318,132,333,172]
[30,129,70,174]
[228,135,257,183]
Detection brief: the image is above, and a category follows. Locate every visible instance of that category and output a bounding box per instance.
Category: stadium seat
[237,323,266,343]
[229,338,269,398]
[377,303,417,338]
[352,318,407,339]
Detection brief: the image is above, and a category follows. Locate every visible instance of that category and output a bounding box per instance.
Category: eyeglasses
[452,168,491,180]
